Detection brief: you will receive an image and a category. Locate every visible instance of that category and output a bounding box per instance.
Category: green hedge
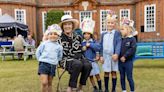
[45,10,64,29]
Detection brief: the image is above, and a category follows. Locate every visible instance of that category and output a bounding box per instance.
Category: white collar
[123,35,133,38]
[83,38,93,42]
[107,30,115,34]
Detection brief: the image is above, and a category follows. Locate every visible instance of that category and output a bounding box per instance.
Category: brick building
[0,0,163,44]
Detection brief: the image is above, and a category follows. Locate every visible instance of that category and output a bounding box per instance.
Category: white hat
[59,15,79,30]
[46,24,62,36]
[81,17,95,35]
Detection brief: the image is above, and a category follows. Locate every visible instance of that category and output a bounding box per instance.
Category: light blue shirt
[35,40,63,65]
[103,30,115,55]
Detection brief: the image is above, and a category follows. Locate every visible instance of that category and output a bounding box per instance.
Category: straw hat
[59,15,79,30]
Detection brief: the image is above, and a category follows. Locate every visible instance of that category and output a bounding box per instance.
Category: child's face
[106,19,116,31]
[83,32,91,40]
[120,26,130,37]
[48,32,59,41]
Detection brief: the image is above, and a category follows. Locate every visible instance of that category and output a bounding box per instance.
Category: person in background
[13,34,27,60]
[74,28,83,37]
[26,34,35,46]
[25,34,36,59]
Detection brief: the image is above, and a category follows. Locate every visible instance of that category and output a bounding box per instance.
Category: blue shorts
[38,62,56,77]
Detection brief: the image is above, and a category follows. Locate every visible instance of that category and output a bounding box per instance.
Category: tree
[45,10,64,28]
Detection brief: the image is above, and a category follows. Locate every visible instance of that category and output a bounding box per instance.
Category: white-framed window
[144,4,156,32]
[0,8,2,16]
[100,10,112,32]
[120,9,130,20]
[15,9,26,24]
[64,11,71,15]
[79,11,92,28]
[42,11,47,33]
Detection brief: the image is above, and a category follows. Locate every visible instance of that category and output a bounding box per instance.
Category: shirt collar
[107,30,115,34]
[123,35,133,38]
[83,38,93,42]
[47,40,58,43]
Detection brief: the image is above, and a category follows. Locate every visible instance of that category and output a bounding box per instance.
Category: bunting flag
[0,26,28,31]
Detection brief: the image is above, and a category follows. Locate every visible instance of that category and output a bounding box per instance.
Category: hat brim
[59,19,79,31]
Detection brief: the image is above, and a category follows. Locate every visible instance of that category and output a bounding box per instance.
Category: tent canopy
[0,14,28,38]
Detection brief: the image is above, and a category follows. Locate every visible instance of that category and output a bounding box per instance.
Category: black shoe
[98,89,103,92]
[93,88,99,92]
[104,89,109,92]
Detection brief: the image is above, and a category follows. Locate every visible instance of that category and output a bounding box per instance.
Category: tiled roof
[0,0,36,6]
[0,0,142,6]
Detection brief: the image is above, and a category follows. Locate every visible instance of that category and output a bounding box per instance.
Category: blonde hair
[105,14,118,29]
[120,25,133,33]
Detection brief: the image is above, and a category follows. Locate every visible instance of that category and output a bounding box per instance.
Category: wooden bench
[0,45,35,61]
[135,42,164,60]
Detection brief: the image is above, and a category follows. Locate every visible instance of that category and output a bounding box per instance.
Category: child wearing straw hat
[119,18,137,92]
[36,24,63,92]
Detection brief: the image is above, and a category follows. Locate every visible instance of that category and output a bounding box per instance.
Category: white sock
[122,90,127,92]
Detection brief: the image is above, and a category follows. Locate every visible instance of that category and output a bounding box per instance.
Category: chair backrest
[0,41,12,47]
[135,42,164,59]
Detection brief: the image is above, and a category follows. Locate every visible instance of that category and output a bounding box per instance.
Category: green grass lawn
[0,58,164,92]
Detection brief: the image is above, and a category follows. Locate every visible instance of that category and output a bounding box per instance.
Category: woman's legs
[67,59,83,92]
[79,59,92,91]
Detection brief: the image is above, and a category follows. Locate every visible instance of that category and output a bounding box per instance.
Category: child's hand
[99,56,104,64]
[95,55,100,61]
[86,43,90,47]
[120,56,126,62]
[112,54,118,62]
[82,46,87,51]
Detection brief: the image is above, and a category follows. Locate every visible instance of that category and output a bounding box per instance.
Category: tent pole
[15,27,18,36]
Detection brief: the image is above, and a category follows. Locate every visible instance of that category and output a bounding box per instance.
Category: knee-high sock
[104,77,109,91]
[97,80,102,90]
[112,78,117,92]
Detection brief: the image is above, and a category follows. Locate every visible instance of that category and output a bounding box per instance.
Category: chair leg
[12,54,14,60]
[2,55,5,61]
[24,54,27,61]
